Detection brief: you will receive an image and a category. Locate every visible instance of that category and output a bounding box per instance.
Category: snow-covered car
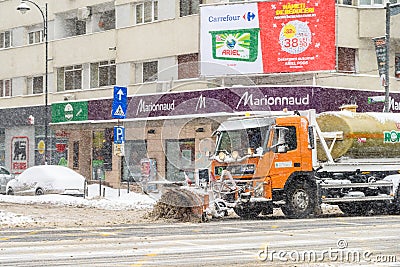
[0,166,13,194]
[6,165,86,196]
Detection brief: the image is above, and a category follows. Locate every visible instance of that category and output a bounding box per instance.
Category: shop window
[57,65,82,91]
[0,79,12,97]
[73,141,79,169]
[165,139,195,181]
[92,129,113,178]
[0,31,11,48]
[135,1,158,24]
[180,0,201,17]
[90,60,116,88]
[98,10,115,31]
[337,47,357,74]
[28,30,43,44]
[123,140,148,182]
[178,53,199,79]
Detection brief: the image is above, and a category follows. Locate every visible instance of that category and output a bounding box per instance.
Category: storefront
[48,86,400,188]
[0,105,66,174]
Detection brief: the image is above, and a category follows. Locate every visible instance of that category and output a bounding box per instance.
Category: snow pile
[0,210,35,225]
[0,184,156,225]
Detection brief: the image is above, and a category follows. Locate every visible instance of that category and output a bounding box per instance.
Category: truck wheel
[233,206,262,219]
[281,181,316,219]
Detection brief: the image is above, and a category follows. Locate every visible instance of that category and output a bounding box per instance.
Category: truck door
[268,126,301,190]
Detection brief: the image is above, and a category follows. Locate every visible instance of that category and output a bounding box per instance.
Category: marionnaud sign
[112,86,127,119]
[88,86,400,121]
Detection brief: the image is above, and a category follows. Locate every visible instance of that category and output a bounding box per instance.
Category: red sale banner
[258,0,336,73]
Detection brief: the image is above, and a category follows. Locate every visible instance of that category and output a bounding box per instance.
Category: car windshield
[216,126,269,154]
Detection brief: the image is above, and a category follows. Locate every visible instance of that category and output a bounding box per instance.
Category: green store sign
[52,101,88,123]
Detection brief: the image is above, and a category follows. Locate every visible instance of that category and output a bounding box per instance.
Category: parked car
[0,166,13,194]
[6,165,86,196]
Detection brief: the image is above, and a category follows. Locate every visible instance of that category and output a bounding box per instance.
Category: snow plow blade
[150,186,209,222]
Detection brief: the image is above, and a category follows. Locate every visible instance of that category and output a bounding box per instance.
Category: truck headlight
[254,182,264,197]
[218,151,226,161]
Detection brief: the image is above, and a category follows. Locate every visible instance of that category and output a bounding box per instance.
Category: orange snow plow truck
[209,108,400,218]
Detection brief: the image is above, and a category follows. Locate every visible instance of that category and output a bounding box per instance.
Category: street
[1,214,400,266]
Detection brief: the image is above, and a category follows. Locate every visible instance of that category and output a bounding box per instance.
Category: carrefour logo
[384,130,400,143]
[208,11,256,23]
[244,11,256,21]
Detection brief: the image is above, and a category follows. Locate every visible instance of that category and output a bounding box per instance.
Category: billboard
[200,0,336,75]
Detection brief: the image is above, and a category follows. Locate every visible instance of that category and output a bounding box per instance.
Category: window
[65,18,86,37]
[272,126,297,152]
[135,1,158,24]
[143,61,158,82]
[337,47,357,74]
[0,31,11,48]
[336,0,353,4]
[28,30,43,44]
[359,0,383,5]
[123,140,147,182]
[32,76,44,94]
[57,65,82,91]
[90,60,116,88]
[98,10,115,31]
[395,53,400,78]
[178,53,199,79]
[165,139,195,181]
[180,0,201,17]
[0,79,12,97]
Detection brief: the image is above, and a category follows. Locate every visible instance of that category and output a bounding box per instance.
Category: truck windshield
[216,127,269,154]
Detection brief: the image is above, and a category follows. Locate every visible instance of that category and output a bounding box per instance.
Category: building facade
[1,0,400,187]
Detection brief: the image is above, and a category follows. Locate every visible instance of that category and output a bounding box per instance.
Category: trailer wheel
[281,181,316,219]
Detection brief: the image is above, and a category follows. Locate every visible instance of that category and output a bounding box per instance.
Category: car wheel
[6,187,14,195]
[35,188,44,196]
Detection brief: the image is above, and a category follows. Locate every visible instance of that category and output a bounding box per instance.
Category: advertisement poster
[11,136,28,174]
[200,0,336,75]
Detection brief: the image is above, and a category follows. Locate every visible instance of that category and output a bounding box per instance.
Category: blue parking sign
[112,86,127,119]
[114,126,125,144]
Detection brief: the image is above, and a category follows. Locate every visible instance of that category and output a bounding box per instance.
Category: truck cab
[210,112,317,218]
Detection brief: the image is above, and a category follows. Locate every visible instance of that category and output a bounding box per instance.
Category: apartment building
[0,0,400,187]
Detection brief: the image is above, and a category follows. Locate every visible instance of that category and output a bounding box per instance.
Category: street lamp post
[17,1,49,164]
[384,2,400,112]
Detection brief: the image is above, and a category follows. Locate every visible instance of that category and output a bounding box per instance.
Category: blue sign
[112,86,127,119]
[113,126,125,144]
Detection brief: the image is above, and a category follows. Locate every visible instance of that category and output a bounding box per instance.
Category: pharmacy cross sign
[112,86,127,119]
